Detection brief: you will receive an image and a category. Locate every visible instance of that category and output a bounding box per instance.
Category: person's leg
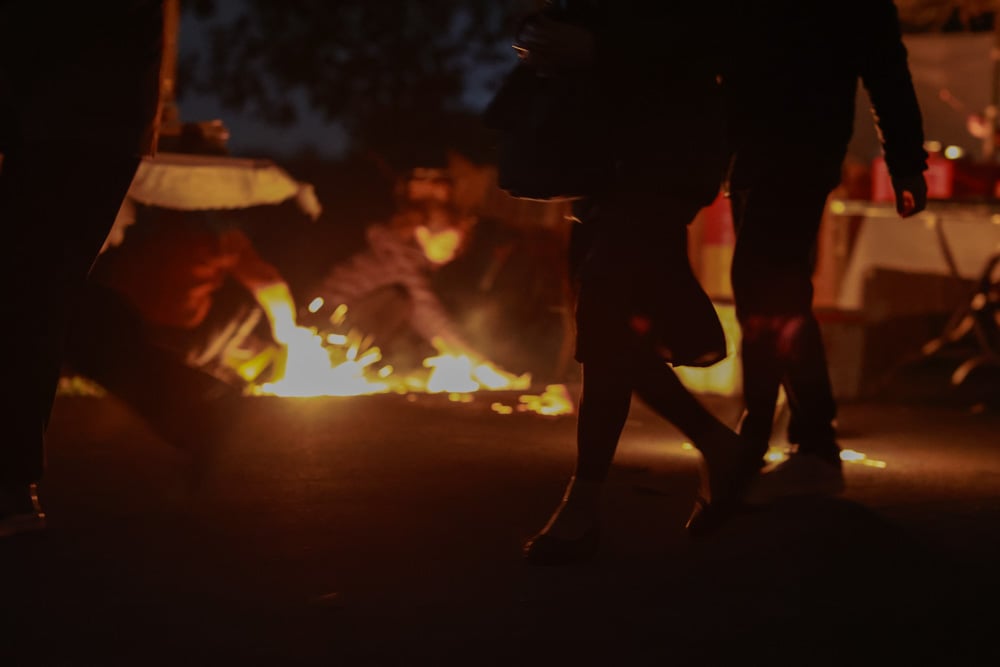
[729,189,786,461]
[523,354,632,564]
[630,351,762,539]
[781,313,839,459]
[731,184,842,497]
[1,149,139,534]
[731,186,837,451]
[525,195,635,563]
[65,281,242,458]
[633,357,744,479]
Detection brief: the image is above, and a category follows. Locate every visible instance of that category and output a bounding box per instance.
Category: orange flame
[233,299,545,406]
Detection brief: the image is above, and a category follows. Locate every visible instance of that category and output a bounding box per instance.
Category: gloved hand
[891,173,928,218]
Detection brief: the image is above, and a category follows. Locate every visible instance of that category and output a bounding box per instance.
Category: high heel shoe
[685,433,762,538]
[523,522,600,566]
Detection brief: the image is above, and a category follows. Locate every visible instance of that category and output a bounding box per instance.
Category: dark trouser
[63,282,242,455]
[729,184,839,460]
[0,149,140,483]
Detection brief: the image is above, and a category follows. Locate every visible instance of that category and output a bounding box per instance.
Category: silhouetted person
[509,1,761,565]
[722,0,928,499]
[0,2,165,537]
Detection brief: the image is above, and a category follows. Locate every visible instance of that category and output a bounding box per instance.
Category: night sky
[177,2,351,159]
[176,1,506,161]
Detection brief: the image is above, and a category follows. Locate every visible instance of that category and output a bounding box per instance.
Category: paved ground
[4,381,1000,665]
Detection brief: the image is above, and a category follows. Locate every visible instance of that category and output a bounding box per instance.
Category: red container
[871,154,954,201]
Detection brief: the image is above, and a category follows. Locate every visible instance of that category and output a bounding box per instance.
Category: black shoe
[684,495,744,538]
[736,410,773,469]
[685,437,761,539]
[0,482,46,538]
[745,451,845,504]
[523,523,600,566]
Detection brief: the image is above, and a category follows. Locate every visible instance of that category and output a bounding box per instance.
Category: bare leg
[736,317,784,461]
[632,355,750,505]
[538,358,633,541]
[633,356,735,448]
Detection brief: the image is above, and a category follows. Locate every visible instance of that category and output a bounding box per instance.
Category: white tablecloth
[834,200,1000,310]
[128,151,318,212]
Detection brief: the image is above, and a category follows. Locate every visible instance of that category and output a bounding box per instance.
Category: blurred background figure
[63,121,315,466]
[300,165,492,372]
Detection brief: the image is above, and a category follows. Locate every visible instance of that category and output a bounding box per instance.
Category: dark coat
[723,0,927,190]
[590,2,728,206]
[0,1,164,156]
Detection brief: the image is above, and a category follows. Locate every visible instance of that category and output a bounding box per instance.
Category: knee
[740,314,810,361]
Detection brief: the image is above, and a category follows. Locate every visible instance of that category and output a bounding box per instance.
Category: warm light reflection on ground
[680,442,887,469]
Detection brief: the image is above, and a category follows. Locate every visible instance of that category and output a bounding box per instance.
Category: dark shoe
[745,452,845,504]
[523,523,600,566]
[685,496,724,538]
[0,483,46,538]
[685,435,762,539]
[735,410,773,470]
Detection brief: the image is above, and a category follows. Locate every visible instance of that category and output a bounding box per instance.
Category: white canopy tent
[103,151,322,251]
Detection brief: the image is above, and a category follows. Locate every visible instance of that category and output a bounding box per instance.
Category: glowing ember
[518,384,574,416]
[840,448,887,468]
[421,336,532,394]
[682,443,886,469]
[254,326,387,397]
[487,384,575,417]
[424,353,480,393]
[764,447,786,463]
[236,301,538,402]
[763,447,887,468]
[474,361,530,391]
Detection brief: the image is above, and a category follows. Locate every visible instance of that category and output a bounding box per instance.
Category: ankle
[540,477,603,538]
[563,476,603,510]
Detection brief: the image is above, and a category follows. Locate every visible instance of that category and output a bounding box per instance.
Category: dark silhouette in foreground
[0,1,166,538]
[722,0,929,502]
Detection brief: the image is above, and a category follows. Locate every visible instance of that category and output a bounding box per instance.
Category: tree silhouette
[179,1,531,166]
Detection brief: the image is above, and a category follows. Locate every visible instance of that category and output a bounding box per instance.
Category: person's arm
[404,271,479,359]
[224,229,299,344]
[859,0,928,217]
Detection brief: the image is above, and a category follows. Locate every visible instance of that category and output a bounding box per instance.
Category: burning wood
[231,294,572,416]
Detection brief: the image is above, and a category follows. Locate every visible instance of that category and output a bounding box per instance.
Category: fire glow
[238,297,571,417]
[681,443,887,469]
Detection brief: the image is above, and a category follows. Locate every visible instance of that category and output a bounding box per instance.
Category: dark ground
[3,360,1000,665]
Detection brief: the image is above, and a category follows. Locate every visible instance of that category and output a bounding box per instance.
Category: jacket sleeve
[226,229,287,293]
[858,0,928,180]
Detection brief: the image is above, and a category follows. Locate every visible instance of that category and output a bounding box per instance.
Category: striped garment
[310,223,473,354]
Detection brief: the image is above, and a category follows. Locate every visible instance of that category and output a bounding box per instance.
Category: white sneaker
[745,453,845,504]
[0,483,46,538]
